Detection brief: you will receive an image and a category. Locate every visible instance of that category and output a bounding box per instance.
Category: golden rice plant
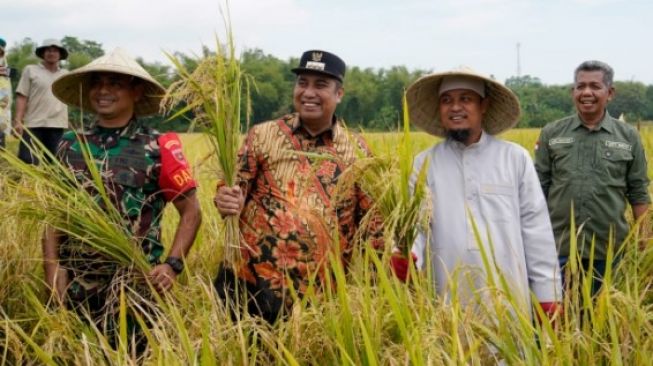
[338,93,430,256]
[3,129,653,364]
[0,133,157,362]
[0,131,150,273]
[162,9,251,269]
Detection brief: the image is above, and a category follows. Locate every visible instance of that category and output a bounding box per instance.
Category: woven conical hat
[52,48,165,117]
[406,67,520,137]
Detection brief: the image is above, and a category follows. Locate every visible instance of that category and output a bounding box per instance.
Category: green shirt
[535,112,650,259]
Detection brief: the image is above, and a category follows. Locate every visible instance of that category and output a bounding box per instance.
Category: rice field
[1,127,653,365]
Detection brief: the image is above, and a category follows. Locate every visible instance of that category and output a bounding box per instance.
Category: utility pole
[516,42,522,77]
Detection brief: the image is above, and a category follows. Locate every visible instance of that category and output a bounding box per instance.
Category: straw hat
[52,48,165,117]
[35,39,69,60]
[406,67,520,137]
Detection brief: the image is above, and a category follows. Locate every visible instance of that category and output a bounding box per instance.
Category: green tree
[65,52,94,71]
[241,48,294,124]
[610,81,648,122]
[339,66,380,129]
[507,75,572,127]
[137,58,173,87]
[5,38,38,75]
[61,36,104,70]
[371,66,425,130]
[61,36,104,59]
[645,85,653,120]
[505,75,542,89]
[136,57,192,132]
[4,38,39,116]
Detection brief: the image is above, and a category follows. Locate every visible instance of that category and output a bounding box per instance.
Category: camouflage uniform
[56,119,191,319]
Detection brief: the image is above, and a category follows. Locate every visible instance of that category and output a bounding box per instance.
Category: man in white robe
[396,68,562,319]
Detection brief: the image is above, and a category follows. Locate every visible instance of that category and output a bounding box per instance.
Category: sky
[3,0,652,85]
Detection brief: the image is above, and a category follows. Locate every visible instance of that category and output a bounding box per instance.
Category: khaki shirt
[16,63,68,128]
[535,112,650,259]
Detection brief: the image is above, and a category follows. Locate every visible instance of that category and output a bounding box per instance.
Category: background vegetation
[5,36,653,132]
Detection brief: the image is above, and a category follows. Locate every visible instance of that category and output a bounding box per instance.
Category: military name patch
[604,140,631,151]
[549,137,574,146]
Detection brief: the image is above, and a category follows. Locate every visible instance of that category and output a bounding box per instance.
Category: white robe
[412,132,562,312]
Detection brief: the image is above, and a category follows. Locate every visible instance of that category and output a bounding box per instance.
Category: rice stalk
[337,92,431,257]
[162,6,251,270]
[0,131,150,272]
[3,130,653,363]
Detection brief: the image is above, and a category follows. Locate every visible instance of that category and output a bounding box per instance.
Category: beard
[446,129,471,143]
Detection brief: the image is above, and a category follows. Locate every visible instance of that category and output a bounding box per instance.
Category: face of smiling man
[438,88,489,146]
[88,72,143,128]
[293,73,344,136]
[573,70,614,127]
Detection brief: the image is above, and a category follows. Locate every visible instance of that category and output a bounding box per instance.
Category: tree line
[505,75,653,127]
[5,37,653,132]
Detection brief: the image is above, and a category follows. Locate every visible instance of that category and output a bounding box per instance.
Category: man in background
[14,38,69,163]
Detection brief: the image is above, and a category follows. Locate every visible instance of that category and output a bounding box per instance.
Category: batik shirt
[56,119,196,289]
[231,113,383,303]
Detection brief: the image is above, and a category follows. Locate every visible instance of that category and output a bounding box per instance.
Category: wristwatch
[164,256,184,274]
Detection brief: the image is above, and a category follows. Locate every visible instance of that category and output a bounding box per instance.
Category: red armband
[158,133,197,201]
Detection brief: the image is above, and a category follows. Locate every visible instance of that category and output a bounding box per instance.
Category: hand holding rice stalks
[0,135,151,272]
[162,15,251,268]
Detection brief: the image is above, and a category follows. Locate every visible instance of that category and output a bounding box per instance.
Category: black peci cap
[291,50,346,82]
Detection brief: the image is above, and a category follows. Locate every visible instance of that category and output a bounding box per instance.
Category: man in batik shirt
[214,50,382,323]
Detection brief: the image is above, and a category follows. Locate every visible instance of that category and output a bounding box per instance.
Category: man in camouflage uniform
[43,48,201,338]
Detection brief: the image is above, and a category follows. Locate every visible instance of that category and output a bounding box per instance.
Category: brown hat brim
[406,68,521,137]
[51,48,165,117]
[35,45,69,61]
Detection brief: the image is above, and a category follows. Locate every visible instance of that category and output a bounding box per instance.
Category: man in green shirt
[534,60,650,293]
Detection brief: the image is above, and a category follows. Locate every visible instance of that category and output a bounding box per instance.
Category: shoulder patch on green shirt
[549,137,574,146]
[604,140,632,151]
